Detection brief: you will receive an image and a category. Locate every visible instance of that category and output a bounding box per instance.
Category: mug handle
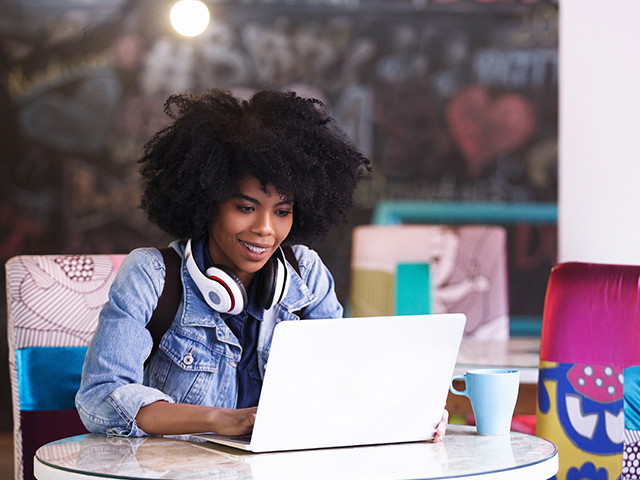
[449,374,468,396]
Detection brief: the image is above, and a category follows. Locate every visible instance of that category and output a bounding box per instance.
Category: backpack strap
[281,245,306,318]
[281,244,301,277]
[145,247,182,367]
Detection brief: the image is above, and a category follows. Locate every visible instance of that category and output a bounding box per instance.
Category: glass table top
[35,425,557,480]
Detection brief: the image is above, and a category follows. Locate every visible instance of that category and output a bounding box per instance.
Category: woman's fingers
[433,409,449,443]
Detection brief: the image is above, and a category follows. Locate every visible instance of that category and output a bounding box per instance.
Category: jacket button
[183,353,194,366]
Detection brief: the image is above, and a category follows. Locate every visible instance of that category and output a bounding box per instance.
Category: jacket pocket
[151,328,223,405]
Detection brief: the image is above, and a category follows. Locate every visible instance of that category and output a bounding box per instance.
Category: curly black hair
[139,89,370,244]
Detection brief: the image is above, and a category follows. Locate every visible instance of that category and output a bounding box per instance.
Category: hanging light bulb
[170,0,210,37]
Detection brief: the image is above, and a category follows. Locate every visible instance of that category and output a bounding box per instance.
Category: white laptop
[193,313,466,453]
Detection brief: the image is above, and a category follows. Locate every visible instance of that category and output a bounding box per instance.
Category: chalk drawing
[446,85,536,177]
[473,48,558,89]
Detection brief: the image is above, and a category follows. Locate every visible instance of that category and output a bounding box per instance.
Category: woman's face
[208,176,294,288]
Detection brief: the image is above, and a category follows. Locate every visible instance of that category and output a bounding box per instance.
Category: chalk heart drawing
[446,85,536,176]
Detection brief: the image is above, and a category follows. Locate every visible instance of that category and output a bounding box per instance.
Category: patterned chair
[350,224,509,340]
[6,253,125,480]
[536,262,640,480]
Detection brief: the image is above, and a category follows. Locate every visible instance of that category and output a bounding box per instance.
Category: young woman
[75,89,448,441]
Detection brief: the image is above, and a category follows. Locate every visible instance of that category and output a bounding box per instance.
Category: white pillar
[559,0,640,264]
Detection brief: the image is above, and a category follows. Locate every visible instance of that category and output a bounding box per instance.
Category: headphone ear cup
[272,252,288,305]
[204,264,248,315]
[257,256,277,310]
[258,248,288,310]
[184,238,247,315]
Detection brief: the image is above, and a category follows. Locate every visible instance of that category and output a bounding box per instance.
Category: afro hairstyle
[139,89,370,244]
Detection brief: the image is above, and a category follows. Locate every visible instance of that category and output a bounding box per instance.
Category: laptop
[193,313,466,453]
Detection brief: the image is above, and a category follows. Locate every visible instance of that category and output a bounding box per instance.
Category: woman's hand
[433,409,449,443]
[211,406,257,436]
[136,401,257,436]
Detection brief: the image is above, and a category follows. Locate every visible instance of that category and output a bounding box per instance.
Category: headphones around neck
[184,239,289,315]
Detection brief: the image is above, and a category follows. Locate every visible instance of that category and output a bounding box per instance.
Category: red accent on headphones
[208,275,236,313]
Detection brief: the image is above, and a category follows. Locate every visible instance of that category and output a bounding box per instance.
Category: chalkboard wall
[0,0,558,431]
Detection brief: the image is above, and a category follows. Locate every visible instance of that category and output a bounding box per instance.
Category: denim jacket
[75,240,342,437]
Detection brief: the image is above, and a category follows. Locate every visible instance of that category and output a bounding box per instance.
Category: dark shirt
[200,241,263,408]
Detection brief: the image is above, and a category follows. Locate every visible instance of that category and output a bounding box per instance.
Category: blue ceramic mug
[449,369,519,435]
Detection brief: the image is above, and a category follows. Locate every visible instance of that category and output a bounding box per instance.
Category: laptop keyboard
[232,433,252,443]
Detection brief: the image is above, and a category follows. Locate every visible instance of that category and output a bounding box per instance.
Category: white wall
[559,0,640,264]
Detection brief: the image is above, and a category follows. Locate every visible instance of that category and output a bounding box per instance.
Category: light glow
[170,1,210,37]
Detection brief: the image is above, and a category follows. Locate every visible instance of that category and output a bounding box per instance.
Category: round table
[34,425,558,480]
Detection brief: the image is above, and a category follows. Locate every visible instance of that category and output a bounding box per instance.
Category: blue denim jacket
[75,240,343,437]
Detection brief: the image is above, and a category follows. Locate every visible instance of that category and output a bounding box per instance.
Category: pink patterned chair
[351,224,509,341]
[536,262,640,480]
[6,253,125,480]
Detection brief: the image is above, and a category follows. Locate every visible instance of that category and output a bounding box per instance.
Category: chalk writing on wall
[0,0,558,430]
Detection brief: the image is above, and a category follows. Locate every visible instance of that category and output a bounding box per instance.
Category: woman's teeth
[242,241,268,254]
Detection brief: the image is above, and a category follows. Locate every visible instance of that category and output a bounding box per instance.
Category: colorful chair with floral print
[536,262,640,480]
[6,253,125,480]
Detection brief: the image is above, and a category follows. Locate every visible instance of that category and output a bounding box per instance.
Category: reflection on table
[35,424,558,480]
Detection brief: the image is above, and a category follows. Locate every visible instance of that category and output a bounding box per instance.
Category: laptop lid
[242,313,465,452]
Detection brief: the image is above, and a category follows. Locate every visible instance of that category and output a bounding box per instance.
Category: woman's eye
[276,210,292,217]
[238,205,254,213]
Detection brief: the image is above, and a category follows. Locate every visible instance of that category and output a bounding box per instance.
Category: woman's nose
[253,212,274,235]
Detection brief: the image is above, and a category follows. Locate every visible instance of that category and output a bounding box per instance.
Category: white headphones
[185,239,289,315]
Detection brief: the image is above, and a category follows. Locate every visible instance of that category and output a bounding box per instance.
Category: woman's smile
[240,240,270,254]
